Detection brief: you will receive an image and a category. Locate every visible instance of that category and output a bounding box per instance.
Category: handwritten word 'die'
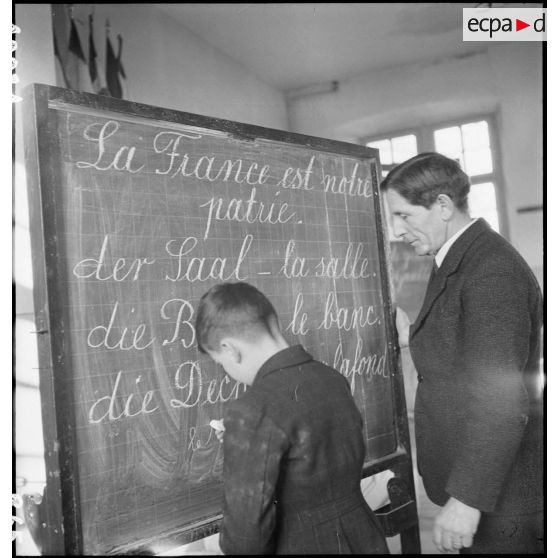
[87,302,155,351]
[88,370,158,424]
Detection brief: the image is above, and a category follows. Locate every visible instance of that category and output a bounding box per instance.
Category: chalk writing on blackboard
[28,95,398,554]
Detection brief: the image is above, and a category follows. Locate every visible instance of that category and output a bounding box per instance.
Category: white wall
[288,43,544,280]
[55,3,289,128]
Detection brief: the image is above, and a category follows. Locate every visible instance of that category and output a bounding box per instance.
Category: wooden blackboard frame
[22,83,420,554]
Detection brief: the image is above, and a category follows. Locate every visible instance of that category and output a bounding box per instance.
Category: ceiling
[155,3,513,91]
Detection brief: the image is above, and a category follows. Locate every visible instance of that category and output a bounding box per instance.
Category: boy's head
[195,282,287,384]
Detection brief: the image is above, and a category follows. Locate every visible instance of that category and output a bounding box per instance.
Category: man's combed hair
[380,152,470,211]
[195,282,280,354]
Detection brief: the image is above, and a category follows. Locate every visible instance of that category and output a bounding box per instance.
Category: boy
[195,282,389,555]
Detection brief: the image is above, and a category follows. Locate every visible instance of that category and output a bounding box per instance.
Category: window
[369,134,418,171]
[365,116,506,237]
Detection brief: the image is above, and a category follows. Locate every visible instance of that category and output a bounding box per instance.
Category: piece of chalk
[210,419,225,432]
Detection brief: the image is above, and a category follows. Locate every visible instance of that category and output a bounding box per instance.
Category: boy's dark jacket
[410,218,543,514]
[220,345,388,555]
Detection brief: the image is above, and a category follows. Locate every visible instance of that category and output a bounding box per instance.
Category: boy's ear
[220,338,242,363]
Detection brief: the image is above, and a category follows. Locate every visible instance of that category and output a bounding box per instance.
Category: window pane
[469,182,497,210]
[462,121,490,149]
[469,182,499,232]
[464,147,493,175]
[434,126,462,154]
[479,209,499,232]
[391,134,417,164]
[367,139,392,165]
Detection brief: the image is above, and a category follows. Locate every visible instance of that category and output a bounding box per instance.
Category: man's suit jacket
[219,345,388,555]
[409,218,543,514]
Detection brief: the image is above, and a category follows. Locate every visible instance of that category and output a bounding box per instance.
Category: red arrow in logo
[516,19,530,31]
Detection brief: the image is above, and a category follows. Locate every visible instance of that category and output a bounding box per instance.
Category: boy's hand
[210,419,225,443]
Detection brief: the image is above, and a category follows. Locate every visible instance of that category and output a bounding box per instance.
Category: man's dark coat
[219,345,388,555]
[409,218,543,514]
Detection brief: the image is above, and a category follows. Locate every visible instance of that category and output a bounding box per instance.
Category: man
[195,282,388,555]
[381,152,543,554]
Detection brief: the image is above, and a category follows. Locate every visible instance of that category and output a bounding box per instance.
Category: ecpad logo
[463,8,546,41]
[468,13,545,37]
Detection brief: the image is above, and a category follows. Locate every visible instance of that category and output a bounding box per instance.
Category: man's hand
[433,497,481,553]
[395,307,411,348]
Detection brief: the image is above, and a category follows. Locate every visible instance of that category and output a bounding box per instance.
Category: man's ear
[436,194,455,221]
[220,338,242,363]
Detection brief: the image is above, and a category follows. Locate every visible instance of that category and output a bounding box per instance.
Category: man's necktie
[427,260,438,287]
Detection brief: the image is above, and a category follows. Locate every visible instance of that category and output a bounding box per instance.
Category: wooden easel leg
[400,522,422,554]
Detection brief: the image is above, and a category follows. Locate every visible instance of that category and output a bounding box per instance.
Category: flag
[88,14,101,92]
[68,17,85,62]
[68,17,94,93]
[117,35,126,80]
[106,33,126,98]
[53,32,69,88]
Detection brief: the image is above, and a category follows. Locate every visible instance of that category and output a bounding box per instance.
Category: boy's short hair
[195,282,280,354]
[380,152,470,211]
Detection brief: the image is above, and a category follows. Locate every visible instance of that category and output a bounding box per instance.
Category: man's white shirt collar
[435,218,478,268]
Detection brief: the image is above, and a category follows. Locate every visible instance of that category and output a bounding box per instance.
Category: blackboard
[23,84,411,555]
